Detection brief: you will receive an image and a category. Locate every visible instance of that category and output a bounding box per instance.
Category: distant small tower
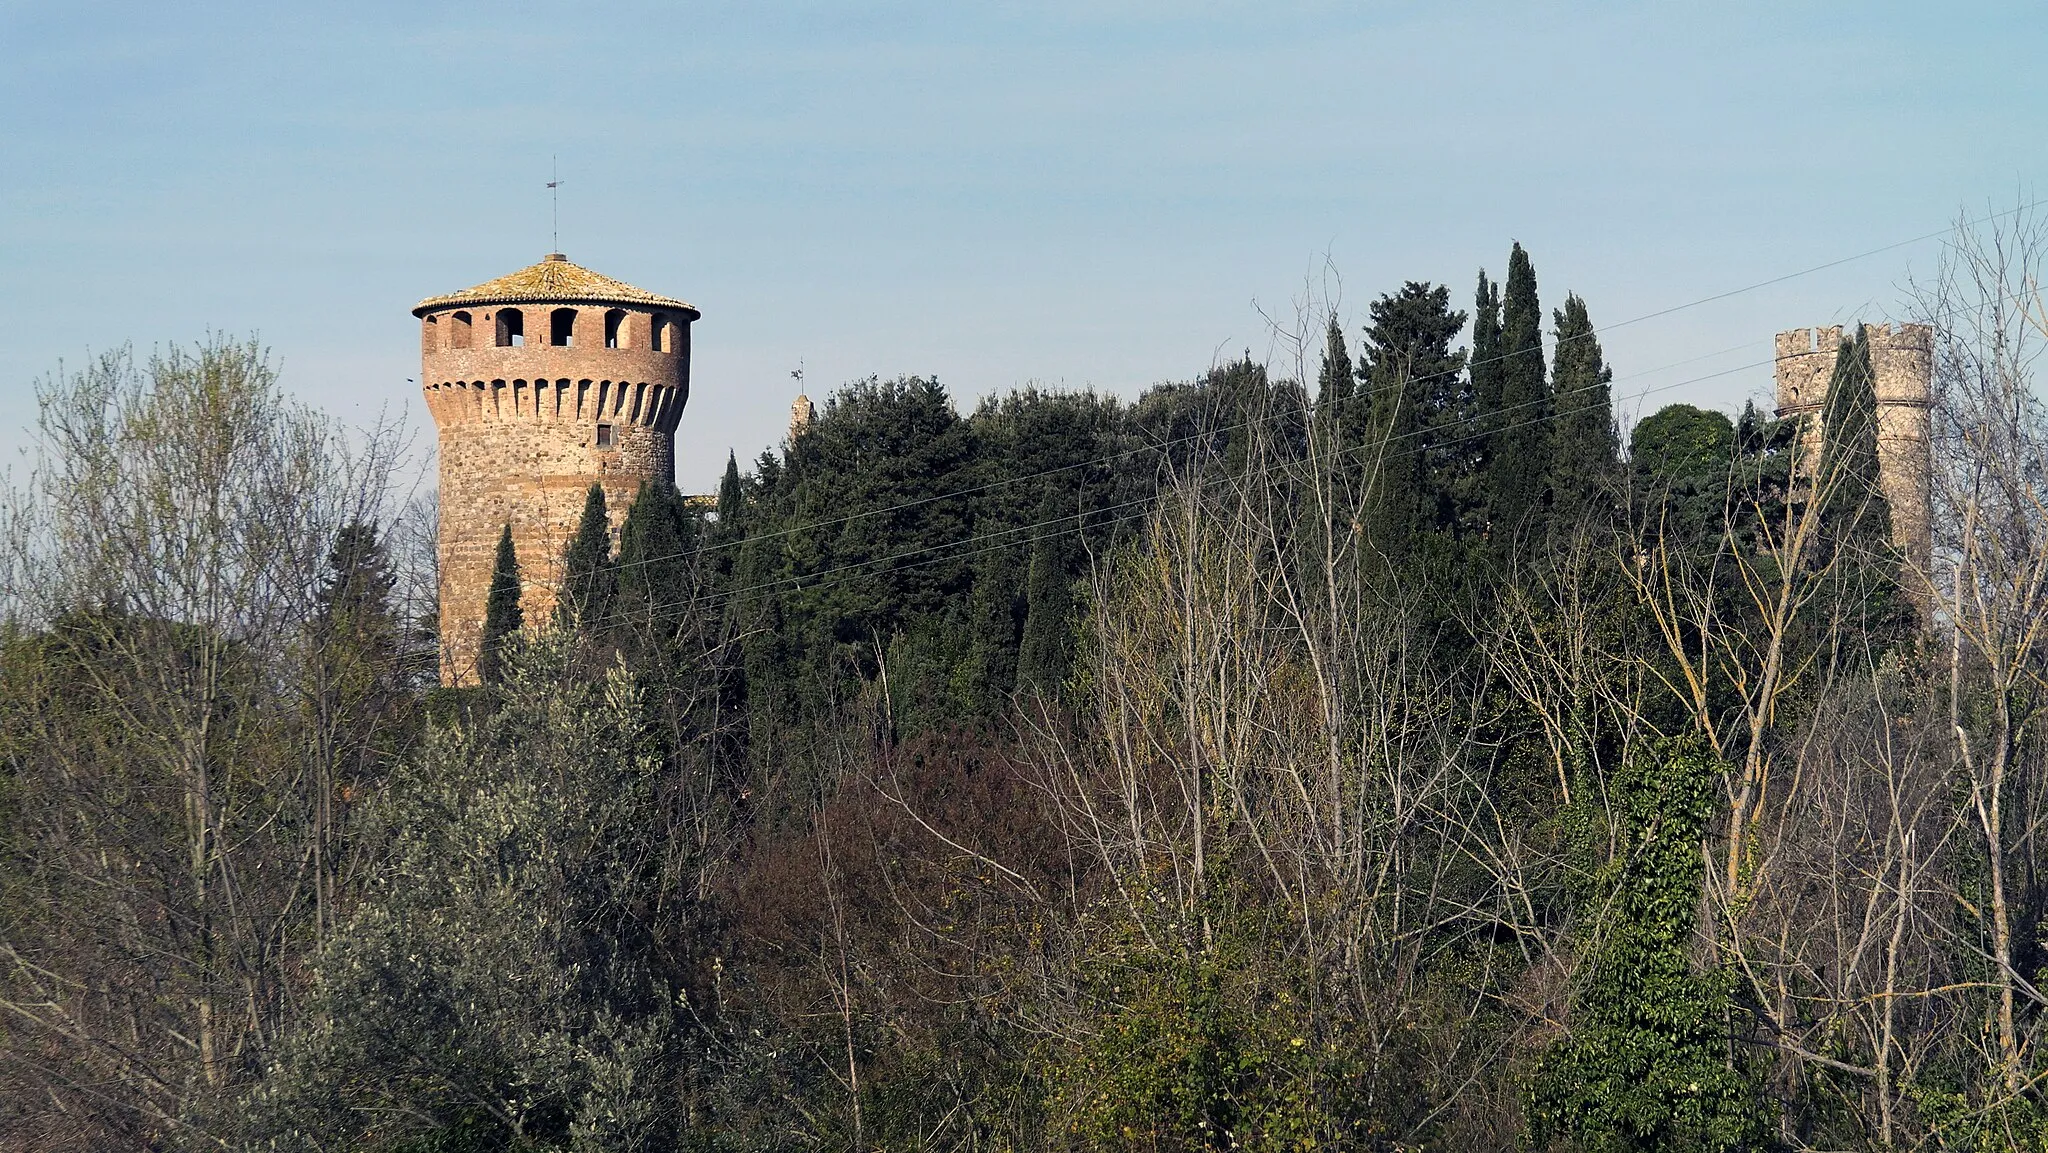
[1773,322,1933,569]
[789,393,815,441]
[415,253,700,684]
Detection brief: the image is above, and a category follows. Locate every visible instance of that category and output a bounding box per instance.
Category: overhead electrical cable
[595,197,2045,585]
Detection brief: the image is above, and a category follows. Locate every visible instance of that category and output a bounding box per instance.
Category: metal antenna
[546,156,562,252]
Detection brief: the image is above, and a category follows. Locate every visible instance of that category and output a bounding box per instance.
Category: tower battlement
[1772,322,1933,570]
[415,253,700,684]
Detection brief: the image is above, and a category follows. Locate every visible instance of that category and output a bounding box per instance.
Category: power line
[657,261,2048,626]
[589,197,2041,585]
[597,350,1774,636]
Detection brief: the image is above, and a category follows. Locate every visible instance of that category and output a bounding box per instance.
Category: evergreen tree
[957,554,1021,715]
[1548,293,1621,523]
[310,519,406,704]
[315,522,398,635]
[1471,271,1503,429]
[1467,271,1504,531]
[1812,325,1910,644]
[477,524,522,685]
[1016,512,1074,700]
[1816,325,1891,542]
[556,483,615,633]
[1487,242,1551,534]
[1631,404,1735,546]
[709,451,746,585]
[1357,282,1468,568]
[615,481,696,651]
[1314,312,1356,436]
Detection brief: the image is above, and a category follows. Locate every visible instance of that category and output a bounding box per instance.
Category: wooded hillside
[6,220,2048,1152]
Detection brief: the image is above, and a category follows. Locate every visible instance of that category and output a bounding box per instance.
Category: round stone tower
[415,253,700,684]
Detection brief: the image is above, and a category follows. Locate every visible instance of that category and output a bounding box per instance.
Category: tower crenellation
[415,252,700,684]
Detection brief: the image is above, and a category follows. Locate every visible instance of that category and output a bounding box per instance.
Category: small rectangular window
[596,423,617,449]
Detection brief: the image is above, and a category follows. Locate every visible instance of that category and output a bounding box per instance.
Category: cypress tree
[709,451,745,585]
[1314,313,1356,437]
[615,481,695,649]
[1017,500,1074,699]
[1812,326,1910,643]
[1547,293,1620,523]
[1816,326,1890,541]
[958,554,1021,715]
[1486,242,1551,534]
[477,524,522,685]
[1466,271,1503,530]
[555,484,614,632]
[1358,282,1467,568]
[1470,271,1503,430]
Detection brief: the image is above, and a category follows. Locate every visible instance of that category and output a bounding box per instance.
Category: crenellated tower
[415,253,700,684]
[1773,322,1933,569]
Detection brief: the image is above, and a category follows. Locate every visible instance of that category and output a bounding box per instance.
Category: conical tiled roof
[412,253,699,317]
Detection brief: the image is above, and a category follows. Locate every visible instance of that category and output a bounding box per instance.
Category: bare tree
[0,338,401,1148]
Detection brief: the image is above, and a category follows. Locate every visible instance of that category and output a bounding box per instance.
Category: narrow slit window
[550,308,576,347]
[604,309,626,349]
[596,422,618,449]
[496,309,524,347]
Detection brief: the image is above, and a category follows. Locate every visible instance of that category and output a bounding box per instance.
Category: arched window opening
[604,309,627,349]
[496,309,525,347]
[451,311,473,349]
[651,314,669,353]
[596,422,618,449]
[422,315,438,355]
[550,308,577,347]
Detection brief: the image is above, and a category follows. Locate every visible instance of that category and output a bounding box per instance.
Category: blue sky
[4,1,2042,492]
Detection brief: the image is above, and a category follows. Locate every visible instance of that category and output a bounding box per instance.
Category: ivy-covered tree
[1630,403,1734,547]
[1525,736,1771,1152]
[477,524,522,685]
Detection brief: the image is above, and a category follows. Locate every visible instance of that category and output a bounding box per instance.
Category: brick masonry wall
[421,301,690,684]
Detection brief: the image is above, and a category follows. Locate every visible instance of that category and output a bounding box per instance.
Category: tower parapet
[1773,322,1933,570]
[415,253,700,683]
